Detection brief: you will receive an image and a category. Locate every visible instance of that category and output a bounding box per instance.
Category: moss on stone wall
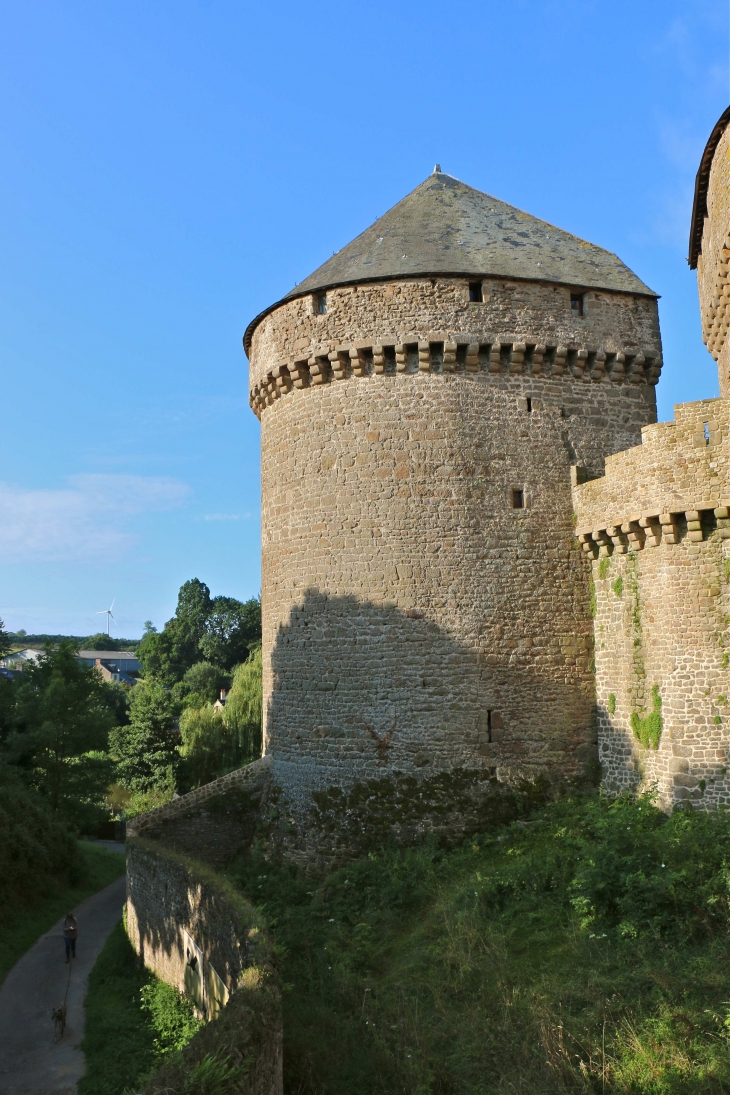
[305,768,551,862]
[630,686,663,750]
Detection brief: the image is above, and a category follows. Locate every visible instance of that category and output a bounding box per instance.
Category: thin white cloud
[0,474,190,562]
[203,512,253,522]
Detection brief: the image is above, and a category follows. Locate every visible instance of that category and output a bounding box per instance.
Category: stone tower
[244,170,663,845]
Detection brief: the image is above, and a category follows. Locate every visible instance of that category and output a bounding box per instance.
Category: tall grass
[231,792,730,1094]
[80,918,201,1095]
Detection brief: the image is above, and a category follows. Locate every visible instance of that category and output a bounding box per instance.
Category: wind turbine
[97,599,116,636]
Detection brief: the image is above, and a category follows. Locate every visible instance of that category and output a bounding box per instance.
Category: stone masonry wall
[127,756,271,837]
[250,271,662,845]
[259,374,657,828]
[249,277,662,393]
[573,396,730,809]
[127,839,283,1093]
[698,124,730,394]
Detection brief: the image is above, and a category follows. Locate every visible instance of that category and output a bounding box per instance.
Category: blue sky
[0,0,727,637]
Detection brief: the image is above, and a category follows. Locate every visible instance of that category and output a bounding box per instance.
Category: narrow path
[0,856,126,1095]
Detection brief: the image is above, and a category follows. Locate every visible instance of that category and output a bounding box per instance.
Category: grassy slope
[231,793,730,1095]
[0,841,125,983]
[80,919,200,1095]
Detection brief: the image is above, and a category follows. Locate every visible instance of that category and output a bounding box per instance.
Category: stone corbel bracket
[249,336,663,418]
[577,503,730,557]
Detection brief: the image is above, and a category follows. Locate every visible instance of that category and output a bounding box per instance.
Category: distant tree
[5,643,117,828]
[224,646,263,760]
[199,596,262,671]
[138,581,262,684]
[138,579,213,685]
[0,619,12,658]
[84,633,123,651]
[171,661,226,706]
[178,704,238,789]
[109,681,179,793]
[143,620,157,636]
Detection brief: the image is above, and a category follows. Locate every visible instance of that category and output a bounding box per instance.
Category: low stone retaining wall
[127,838,282,1094]
[127,755,271,836]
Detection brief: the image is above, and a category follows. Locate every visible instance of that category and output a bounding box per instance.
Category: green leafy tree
[84,633,124,651]
[0,618,12,658]
[199,596,261,671]
[138,579,213,685]
[5,643,117,828]
[109,681,180,793]
[224,646,263,760]
[179,704,238,789]
[138,581,261,684]
[171,661,227,706]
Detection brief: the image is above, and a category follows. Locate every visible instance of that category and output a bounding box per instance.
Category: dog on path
[52,1001,67,1042]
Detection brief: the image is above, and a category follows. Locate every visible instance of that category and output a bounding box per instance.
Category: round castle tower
[244,169,663,838]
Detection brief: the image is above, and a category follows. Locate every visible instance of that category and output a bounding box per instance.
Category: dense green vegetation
[80,919,201,1095]
[0,582,263,829]
[137,579,260,685]
[0,837,125,982]
[229,792,730,1094]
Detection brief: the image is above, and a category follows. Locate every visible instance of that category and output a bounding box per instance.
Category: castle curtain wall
[574,399,730,808]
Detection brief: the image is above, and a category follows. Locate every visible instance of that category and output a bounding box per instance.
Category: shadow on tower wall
[264,588,598,863]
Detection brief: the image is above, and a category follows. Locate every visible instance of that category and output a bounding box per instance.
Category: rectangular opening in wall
[704,420,710,445]
[487,709,492,742]
[469,281,483,303]
[512,488,525,509]
[526,397,532,413]
[383,345,397,375]
[570,292,584,317]
[315,292,327,314]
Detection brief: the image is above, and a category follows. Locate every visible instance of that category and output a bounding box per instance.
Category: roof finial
[433,163,441,174]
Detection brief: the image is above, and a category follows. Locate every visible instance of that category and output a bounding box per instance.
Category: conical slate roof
[244,170,655,353]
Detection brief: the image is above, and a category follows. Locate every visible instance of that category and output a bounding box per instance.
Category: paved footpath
[0,846,126,1095]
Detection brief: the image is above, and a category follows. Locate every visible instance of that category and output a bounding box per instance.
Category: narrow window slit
[512,488,525,509]
[469,281,483,303]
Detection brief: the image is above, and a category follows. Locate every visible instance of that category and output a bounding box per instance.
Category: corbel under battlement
[248,335,663,418]
[577,505,730,558]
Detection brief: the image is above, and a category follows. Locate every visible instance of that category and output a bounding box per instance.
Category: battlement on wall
[573,396,730,554]
[250,334,662,418]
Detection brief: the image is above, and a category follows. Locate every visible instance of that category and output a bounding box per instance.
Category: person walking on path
[62,912,78,963]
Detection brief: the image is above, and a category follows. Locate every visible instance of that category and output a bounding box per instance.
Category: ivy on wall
[630,685,663,750]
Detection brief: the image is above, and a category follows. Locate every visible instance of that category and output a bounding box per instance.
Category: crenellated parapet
[574,397,730,553]
[250,334,662,418]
